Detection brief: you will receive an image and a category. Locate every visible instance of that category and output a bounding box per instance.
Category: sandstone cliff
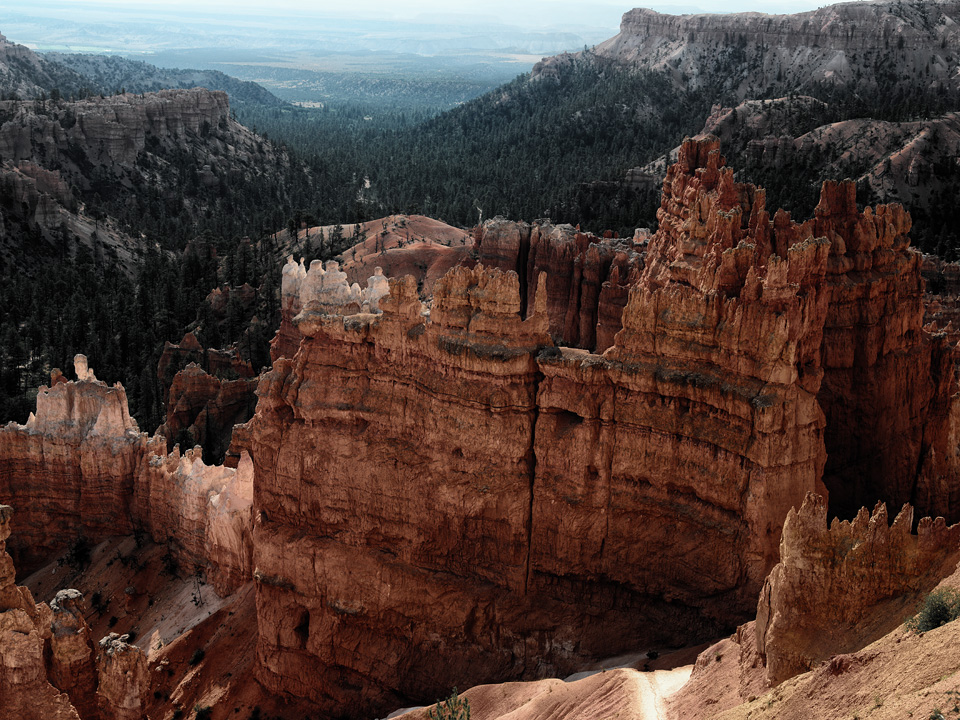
[475,217,644,352]
[241,135,960,716]
[244,138,838,716]
[0,356,147,573]
[273,217,645,361]
[808,179,958,520]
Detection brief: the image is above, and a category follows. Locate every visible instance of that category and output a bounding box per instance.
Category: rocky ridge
[549,2,960,99]
[273,217,645,361]
[0,78,300,268]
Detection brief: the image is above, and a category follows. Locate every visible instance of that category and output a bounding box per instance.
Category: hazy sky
[5,0,834,32]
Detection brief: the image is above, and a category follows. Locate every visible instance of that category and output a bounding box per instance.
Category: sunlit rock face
[134,443,254,595]
[272,258,397,361]
[756,492,960,685]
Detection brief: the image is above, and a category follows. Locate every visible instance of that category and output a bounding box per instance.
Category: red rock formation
[245,138,838,711]
[48,589,99,720]
[243,136,960,716]
[475,218,643,351]
[534,137,832,622]
[157,333,257,463]
[249,267,560,715]
[807,181,959,520]
[134,444,253,595]
[157,362,258,463]
[756,492,960,685]
[157,332,205,401]
[95,634,148,720]
[0,505,83,720]
[0,357,147,573]
[0,355,253,597]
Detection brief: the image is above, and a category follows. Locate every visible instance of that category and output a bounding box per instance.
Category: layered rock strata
[245,136,960,716]
[245,138,838,714]
[474,218,644,352]
[535,137,833,611]
[0,356,147,572]
[249,266,558,714]
[0,354,253,596]
[756,492,960,684]
[134,444,253,595]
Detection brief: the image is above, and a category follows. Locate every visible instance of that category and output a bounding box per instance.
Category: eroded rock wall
[134,443,253,595]
[475,218,643,351]
[808,181,960,520]
[0,354,253,596]
[533,137,832,616]
[157,362,258,465]
[245,136,835,713]
[249,267,552,712]
[756,492,960,685]
[0,505,82,720]
[0,357,147,573]
[245,136,960,716]
[0,89,230,167]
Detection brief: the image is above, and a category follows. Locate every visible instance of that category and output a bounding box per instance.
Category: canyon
[2,133,959,719]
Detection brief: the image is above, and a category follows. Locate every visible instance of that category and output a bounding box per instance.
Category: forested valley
[1,30,959,432]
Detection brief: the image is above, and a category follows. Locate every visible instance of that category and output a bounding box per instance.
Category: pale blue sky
[4,0,835,33]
